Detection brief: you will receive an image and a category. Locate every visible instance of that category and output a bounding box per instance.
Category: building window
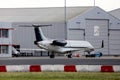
[0,45,9,54]
[0,29,9,38]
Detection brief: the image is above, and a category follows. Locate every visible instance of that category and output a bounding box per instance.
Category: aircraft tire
[50,54,55,58]
[67,54,72,58]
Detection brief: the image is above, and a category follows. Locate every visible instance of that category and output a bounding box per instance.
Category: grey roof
[0,6,93,23]
[109,8,120,20]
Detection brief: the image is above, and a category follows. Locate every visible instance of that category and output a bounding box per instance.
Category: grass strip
[0,72,120,80]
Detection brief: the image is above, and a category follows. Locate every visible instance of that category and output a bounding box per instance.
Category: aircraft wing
[17,48,46,51]
[60,47,86,53]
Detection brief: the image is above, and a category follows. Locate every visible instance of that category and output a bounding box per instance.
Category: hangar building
[109,8,120,19]
[67,7,120,55]
[0,6,120,57]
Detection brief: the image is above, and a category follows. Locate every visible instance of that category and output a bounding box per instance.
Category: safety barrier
[0,65,120,72]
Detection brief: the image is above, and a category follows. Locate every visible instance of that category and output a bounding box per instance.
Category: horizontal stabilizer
[19,24,52,27]
[32,24,52,27]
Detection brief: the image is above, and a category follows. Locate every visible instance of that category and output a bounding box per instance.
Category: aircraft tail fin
[34,27,47,41]
[33,24,52,42]
[18,24,52,42]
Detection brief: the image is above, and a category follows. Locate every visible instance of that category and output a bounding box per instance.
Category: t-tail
[34,27,47,41]
[33,24,52,44]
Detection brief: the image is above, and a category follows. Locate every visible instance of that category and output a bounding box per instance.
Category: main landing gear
[67,54,72,58]
[50,52,55,58]
[49,52,73,58]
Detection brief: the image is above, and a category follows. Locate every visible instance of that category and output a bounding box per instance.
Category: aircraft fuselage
[36,40,94,53]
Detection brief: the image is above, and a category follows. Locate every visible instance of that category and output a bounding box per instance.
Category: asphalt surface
[0,57,120,65]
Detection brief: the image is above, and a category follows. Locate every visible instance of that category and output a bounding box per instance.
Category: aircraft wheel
[50,54,55,58]
[67,54,72,58]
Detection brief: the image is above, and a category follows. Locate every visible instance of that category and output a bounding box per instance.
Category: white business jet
[31,24,94,58]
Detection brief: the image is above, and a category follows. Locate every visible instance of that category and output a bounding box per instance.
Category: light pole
[64,0,67,39]
[94,0,96,6]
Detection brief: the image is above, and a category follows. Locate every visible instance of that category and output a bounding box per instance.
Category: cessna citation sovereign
[29,24,94,58]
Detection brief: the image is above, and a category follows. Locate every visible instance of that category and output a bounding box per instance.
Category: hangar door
[85,19,109,55]
[68,28,85,40]
[109,29,120,55]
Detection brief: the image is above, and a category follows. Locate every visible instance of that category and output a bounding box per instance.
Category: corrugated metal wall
[68,29,85,40]
[68,19,109,55]
[85,19,109,55]
[109,29,120,55]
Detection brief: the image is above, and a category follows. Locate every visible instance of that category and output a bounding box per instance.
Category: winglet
[101,40,104,48]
